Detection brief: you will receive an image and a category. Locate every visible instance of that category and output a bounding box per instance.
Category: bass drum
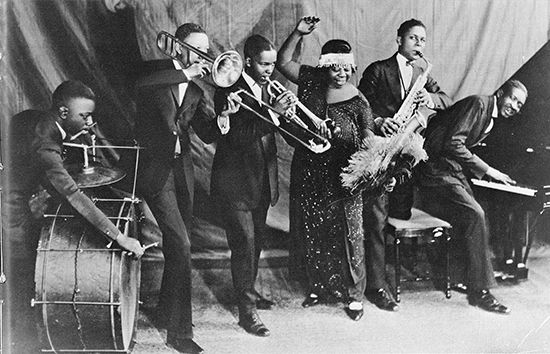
[34,186,141,353]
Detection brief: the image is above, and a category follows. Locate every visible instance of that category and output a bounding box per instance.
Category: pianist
[416,79,528,314]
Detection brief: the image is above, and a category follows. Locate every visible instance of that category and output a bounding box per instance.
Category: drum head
[35,190,141,352]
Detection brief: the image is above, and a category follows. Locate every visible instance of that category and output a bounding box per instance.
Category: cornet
[156,31,243,88]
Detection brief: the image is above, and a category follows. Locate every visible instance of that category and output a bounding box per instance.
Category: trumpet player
[133,23,217,354]
[357,19,452,313]
[210,34,297,337]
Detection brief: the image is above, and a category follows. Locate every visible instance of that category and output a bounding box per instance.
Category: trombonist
[3,80,144,353]
[210,34,297,337]
[133,23,217,354]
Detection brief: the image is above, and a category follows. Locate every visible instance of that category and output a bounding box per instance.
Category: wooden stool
[388,208,452,302]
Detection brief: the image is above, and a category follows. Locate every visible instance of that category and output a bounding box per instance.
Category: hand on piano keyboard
[485,166,516,185]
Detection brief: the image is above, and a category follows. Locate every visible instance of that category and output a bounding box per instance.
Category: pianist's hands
[486,166,516,185]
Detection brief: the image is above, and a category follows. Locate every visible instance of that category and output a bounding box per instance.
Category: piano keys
[470,179,538,197]
[470,178,550,280]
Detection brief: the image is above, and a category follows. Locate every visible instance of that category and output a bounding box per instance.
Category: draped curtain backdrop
[1,0,549,249]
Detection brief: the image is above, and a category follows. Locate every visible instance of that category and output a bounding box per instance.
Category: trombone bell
[156,31,243,88]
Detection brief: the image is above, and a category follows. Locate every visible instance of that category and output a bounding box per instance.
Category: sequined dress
[289,65,374,301]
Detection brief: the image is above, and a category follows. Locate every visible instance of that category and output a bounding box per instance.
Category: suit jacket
[419,94,495,186]
[5,110,121,238]
[135,59,216,195]
[210,75,279,210]
[358,53,451,120]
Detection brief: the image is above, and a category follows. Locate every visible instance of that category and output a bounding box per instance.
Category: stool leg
[395,237,401,303]
[445,231,451,299]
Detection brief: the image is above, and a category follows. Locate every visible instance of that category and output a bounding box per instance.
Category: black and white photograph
[1,0,550,353]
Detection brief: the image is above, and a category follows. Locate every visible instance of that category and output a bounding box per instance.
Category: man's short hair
[397,18,426,37]
[243,35,275,60]
[175,23,206,42]
[51,80,95,109]
[500,79,528,98]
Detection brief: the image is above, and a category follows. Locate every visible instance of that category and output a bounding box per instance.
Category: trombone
[156,31,331,153]
[156,31,243,88]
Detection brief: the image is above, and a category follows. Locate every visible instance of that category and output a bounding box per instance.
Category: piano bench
[387,208,453,302]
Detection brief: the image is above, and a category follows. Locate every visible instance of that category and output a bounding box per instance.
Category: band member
[3,80,144,353]
[134,23,215,354]
[417,79,527,314]
[277,16,374,321]
[211,34,296,336]
[357,18,452,312]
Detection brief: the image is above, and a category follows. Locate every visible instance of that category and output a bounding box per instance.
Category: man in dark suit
[357,18,452,312]
[3,80,144,353]
[417,79,527,314]
[134,23,216,354]
[211,34,296,337]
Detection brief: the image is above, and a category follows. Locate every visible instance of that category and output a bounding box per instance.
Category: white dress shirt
[173,60,188,155]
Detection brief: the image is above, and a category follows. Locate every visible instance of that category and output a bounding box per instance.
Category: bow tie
[406,60,414,67]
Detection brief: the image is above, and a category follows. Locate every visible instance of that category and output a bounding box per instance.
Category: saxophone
[341,52,431,193]
[393,52,432,132]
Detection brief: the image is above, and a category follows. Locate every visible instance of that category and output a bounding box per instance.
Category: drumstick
[143,242,159,251]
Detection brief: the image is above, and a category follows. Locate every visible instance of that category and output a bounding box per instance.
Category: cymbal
[66,163,126,189]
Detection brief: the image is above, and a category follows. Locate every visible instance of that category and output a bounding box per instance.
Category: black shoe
[256,297,275,310]
[367,288,399,312]
[302,293,320,308]
[238,311,271,337]
[468,289,510,314]
[345,301,364,321]
[167,337,204,354]
[450,282,468,294]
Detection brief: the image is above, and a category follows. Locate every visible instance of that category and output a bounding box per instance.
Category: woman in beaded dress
[277,17,375,320]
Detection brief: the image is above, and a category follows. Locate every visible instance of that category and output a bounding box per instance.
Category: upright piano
[472,40,550,280]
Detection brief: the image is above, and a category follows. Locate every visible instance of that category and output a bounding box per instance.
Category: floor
[126,245,550,354]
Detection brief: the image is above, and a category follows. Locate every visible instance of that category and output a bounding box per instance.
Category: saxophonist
[357,19,452,312]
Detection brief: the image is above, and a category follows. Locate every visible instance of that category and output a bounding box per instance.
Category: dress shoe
[256,297,275,310]
[367,288,399,312]
[345,301,364,321]
[468,289,510,314]
[238,311,270,337]
[301,293,320,308]
[450,282,468,294]
[166,337,204,354]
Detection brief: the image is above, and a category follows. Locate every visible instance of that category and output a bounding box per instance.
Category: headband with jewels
[317,53,356,69]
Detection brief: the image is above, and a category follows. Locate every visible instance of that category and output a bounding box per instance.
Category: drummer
[3,80,144,353]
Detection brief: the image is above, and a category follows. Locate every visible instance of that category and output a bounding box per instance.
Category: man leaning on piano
[416,79,528,314]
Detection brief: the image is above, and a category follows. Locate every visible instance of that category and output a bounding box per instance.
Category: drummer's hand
[116,233,144,259]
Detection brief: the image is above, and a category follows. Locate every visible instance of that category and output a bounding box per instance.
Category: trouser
[3,193,41,354]
[144,157,194,339]
[223,197,269,315]
[418,182,497,291]
[363,192,389,291]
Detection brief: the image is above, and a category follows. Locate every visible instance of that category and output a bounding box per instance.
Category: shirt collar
[242,71,259,90]
[173,59,183,70]
[396,53,411,68]
[492,96,499,118]
[55,121,67,140]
